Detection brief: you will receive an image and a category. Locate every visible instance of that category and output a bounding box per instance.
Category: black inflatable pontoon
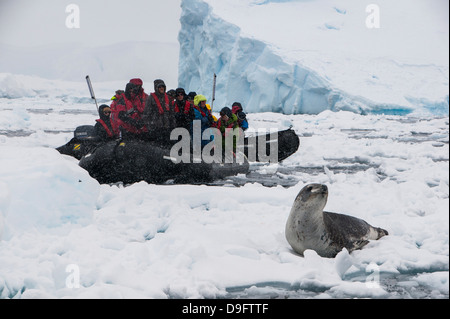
[57,125,299,184]
[243,128,300,162]
[78,139,249,184]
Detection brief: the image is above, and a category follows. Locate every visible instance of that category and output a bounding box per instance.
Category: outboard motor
[74,125,98,141]
[56,125,101,160]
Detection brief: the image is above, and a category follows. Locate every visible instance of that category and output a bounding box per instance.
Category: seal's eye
[301,190,311,202]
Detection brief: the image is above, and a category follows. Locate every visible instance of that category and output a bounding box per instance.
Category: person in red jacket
[143,79,179,145]
[110,78,148,139]
[94,104,117,140]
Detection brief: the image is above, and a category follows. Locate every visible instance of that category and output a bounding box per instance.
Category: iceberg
[177,0,449,115]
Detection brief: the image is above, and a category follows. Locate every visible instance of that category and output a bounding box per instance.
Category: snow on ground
[0,80,448,298]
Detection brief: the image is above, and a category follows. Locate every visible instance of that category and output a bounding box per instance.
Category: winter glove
[118,111,144,129]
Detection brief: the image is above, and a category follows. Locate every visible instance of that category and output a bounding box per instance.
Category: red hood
[130,78,143,86]
[232,105,242,114]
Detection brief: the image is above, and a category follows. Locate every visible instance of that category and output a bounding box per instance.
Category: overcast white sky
[0,0,182,47]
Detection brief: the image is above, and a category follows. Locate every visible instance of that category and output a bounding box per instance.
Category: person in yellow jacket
[193,94,216,147]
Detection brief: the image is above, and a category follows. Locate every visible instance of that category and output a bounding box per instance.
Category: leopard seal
[285,184,388,258]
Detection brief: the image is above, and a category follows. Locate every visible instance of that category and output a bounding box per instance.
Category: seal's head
[293,184,328,214]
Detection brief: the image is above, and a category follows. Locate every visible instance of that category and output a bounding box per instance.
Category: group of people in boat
[94,78,249,148]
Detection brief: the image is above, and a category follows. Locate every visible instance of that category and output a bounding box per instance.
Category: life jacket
[95,119,114,138]
[193,105,212,118]
[112,91,148,135]
[183,101,191,114]
[110,93,123,136]
[151,93,171,114]
[173,100,191,114]
[217,116,238,134]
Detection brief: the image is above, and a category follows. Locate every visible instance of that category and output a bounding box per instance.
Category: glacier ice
[177,0,449,116]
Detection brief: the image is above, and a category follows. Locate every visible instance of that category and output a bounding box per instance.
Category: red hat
[129,78,143,86]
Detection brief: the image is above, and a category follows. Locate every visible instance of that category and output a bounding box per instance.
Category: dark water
[223,272,449,299]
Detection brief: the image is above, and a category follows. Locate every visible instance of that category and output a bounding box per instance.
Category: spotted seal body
[285,184,388,258]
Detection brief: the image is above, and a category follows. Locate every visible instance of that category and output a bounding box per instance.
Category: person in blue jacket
[193,94,216,147]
